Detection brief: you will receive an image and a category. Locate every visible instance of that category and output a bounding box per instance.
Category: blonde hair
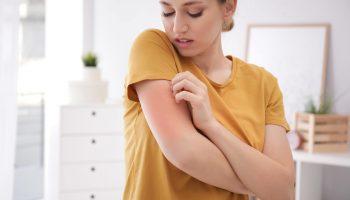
[218,0,235,32]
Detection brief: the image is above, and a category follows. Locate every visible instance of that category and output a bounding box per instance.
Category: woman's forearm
[171,129,254,196]
[201,120,294,200]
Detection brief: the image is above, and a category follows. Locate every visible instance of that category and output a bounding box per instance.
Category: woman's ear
[222,0,237,21]
[233,0,237,13]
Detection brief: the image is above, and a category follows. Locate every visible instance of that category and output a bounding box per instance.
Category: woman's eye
[162,12,175,17]
[188,11,203,18]
[162,11,203,18]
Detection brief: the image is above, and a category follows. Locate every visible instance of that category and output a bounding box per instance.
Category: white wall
[45,1,84,199]
[0,0,20,199]
[93,0,350,199]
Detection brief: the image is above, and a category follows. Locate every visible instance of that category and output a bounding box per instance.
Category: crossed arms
[133,79,295,199]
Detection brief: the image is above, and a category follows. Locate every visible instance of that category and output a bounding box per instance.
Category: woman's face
[159,0,225,57]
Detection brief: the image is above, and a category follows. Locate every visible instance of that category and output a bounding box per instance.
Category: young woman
[122,0,295,199]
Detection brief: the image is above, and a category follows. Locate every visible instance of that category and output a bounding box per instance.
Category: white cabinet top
[292,149,350,167]
[60,101,123,108]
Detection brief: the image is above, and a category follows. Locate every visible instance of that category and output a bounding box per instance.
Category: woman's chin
[175,47,198,57]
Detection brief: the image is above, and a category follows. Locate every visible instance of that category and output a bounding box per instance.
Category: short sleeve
[124,29,179,102]
[265,75,291,133]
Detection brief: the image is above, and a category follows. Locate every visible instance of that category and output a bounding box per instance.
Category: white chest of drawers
[58,103,125,200]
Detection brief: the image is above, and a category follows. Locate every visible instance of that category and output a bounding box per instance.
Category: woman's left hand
[171,71,215,131]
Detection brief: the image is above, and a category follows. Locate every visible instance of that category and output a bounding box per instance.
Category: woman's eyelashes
[189,11,203,18]
[162,11,203,18]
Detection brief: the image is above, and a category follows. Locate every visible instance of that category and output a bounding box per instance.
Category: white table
[292,149,350,200]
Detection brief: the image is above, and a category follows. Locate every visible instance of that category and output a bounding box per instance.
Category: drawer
[60,162,125,191]
[60,106,123,134]
[60,189,123,200]
[61,135,124,162]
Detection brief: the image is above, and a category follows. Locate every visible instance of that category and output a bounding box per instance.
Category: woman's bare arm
[201,120,295,200]
[133,79,254,195]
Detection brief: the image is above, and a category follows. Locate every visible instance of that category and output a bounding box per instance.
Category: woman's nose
[173,14,188,33]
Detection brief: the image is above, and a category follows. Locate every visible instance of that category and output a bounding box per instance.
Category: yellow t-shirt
[122,28,290,200]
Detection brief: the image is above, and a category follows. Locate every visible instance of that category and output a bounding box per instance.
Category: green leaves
[305,98,317,114]
[304,96,333,114]
[82,52,98,67]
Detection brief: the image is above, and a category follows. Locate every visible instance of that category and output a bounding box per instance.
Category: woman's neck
[190,36,231,75]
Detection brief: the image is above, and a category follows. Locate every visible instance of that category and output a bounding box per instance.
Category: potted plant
[304,96,333,114]
[81,51,101,81]
[68,51,108,104]
[82,51,98,67]
[294,96,349,153]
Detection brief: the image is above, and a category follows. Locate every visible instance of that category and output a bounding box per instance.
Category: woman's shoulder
[129,28,178,62]
[132,28,173,49]
[134,28,164,39]
[235,57,277,83]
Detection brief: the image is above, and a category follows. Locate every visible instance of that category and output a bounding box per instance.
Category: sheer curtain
[0,0,20,199]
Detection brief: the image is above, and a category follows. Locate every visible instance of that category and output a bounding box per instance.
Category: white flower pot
[82,67,101,81]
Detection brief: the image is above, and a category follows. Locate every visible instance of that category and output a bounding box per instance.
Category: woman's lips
[175,39,194,48]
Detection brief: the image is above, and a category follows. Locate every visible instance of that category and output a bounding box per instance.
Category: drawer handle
[91,139,96,144]
[90,194,95,199]
[90,166,96,172]
[91,111,96,117]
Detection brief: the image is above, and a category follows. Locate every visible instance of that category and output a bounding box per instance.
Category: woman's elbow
[284,166,296,199]
[287,172,296,200]
[158,137,193,171]
[278,171,295,200]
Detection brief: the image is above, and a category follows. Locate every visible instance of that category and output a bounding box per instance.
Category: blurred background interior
[1,0,350,200]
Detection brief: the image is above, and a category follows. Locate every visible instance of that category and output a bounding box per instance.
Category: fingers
[171,71,207,90]
[172,79,201,96]
[171,71,207,106]
[174,90,200,104]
